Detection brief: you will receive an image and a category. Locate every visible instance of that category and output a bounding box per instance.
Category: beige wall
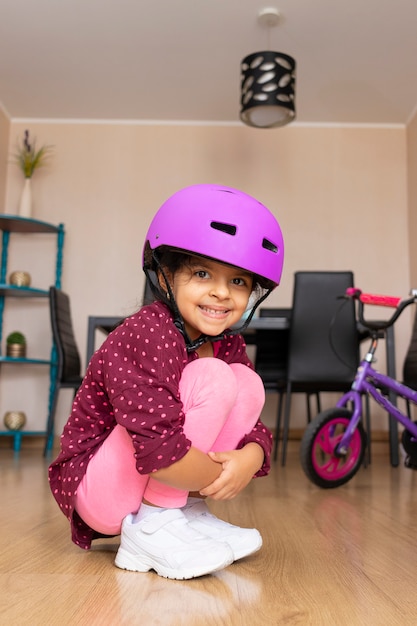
[407,112,417,287]
[0,120,411,436]
[0,106,10,209]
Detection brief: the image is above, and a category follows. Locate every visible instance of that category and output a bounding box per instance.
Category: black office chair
[279,271,361,466]
[253,309,291,451]
[44,286,83,456]
[143,274,156,305]
[254,308,321,461]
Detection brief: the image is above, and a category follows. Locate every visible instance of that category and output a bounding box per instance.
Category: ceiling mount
[257,7,281,28]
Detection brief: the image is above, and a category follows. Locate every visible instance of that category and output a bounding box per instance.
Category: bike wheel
[300,408,367,488]
[401,421,417,469]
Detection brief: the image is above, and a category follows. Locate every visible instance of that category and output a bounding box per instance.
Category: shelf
[0,430,45,436]
[0,356,52,365]
[0,215,62,234]
[0,284,49,297]
[0,430,46,453]
[0,215,65,454]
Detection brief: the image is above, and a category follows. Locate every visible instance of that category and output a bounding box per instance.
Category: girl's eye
[195,270,209,279]
[232,277,248,287]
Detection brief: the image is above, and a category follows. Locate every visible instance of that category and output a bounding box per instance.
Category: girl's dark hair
[155,247,194,276]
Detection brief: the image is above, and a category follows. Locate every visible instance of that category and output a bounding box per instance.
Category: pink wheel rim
[311,417,362,481]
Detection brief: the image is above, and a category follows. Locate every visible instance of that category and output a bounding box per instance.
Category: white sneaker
[114,509,234,580]
[184,501,262,561]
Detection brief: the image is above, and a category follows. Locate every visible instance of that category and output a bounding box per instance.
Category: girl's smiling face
[168,256,253,341]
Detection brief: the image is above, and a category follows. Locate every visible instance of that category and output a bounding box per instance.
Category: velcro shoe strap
[141,509,186,534]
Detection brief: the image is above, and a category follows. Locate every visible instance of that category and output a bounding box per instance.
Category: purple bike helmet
[143,184,284,349]
[144,184,283,284]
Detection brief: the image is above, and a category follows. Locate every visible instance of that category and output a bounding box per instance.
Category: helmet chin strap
[181,288,272,352]
[145,259,272,352]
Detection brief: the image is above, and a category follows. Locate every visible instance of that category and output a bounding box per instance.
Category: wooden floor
[2,441,417,626]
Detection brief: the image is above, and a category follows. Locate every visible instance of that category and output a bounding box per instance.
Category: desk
[86,312,398,466]
[243,317,290,330]
[86,314,290,363]
[240,316,290,339]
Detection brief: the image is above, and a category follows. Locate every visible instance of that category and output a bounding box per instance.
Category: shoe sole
[114,548,233,580]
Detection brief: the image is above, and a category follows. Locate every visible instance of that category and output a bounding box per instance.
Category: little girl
[49,184,284,580]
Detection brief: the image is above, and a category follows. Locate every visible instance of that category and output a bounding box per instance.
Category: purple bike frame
[335,358,417,452]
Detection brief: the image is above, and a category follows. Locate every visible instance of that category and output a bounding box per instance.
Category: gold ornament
[9,271,31,287]
[4,411,26,431]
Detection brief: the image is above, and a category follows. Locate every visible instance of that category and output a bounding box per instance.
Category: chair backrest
[143,275,156,305]
[254,308,291,384]
[287,271,359,384]
[403,305,417,390]
[49,286,82,383]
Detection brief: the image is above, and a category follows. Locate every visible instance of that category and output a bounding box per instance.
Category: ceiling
[1,0,417,125]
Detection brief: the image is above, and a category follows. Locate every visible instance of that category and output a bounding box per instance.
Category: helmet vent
[262,238,278,253]
[210,221,237,236]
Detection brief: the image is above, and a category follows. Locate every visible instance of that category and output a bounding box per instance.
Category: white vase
[18,178,32,218]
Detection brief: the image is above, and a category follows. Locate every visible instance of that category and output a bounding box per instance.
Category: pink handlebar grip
[359,293,401,307]
[345,287,401,308]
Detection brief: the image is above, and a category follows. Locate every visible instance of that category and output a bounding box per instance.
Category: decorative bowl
[9,271,31,287]
[4,411,26,430]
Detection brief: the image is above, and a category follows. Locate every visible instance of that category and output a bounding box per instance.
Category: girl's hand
[199,443,264,500]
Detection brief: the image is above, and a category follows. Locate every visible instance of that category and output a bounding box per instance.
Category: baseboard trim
[0,428,392,453]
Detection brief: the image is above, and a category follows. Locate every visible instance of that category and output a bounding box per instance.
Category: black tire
[300,408,367,488]
[401,422,417,468]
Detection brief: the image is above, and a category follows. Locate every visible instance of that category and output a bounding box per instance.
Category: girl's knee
[182,357,238,381]
[229,363,265,412]
[230,363,265,393]
[180,359,238,411]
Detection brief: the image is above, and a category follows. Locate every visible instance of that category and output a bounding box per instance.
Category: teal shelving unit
[0,215,65,452]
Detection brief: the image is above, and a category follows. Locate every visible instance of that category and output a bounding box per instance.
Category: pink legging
[75,359,265,535]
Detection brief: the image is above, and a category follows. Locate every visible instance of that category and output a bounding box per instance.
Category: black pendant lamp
[240,8,296,129]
